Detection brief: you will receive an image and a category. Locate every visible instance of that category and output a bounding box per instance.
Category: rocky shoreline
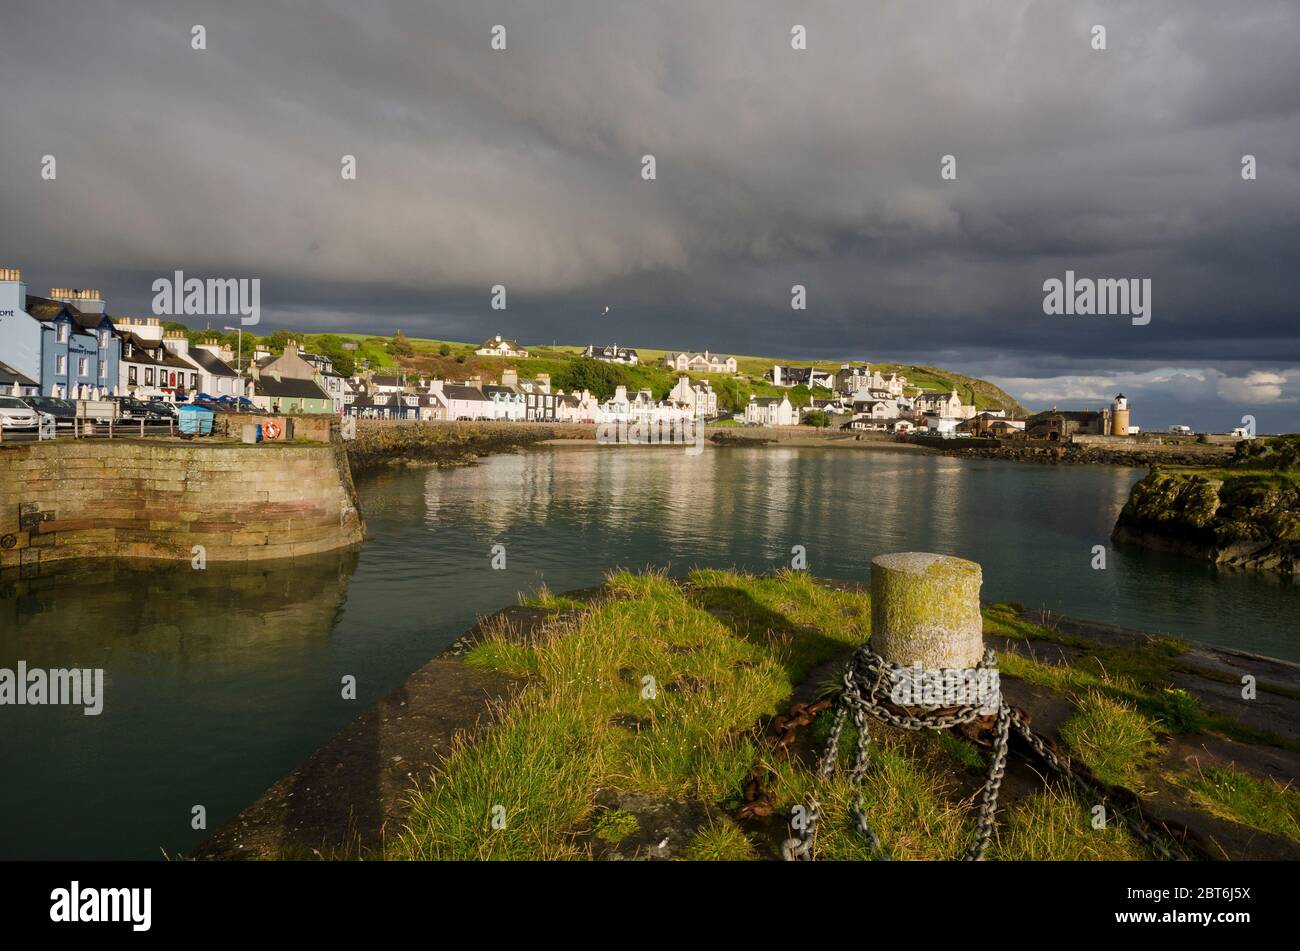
[346,420,594,474]
[939,442,1234,467]
[1111,436,1300,577]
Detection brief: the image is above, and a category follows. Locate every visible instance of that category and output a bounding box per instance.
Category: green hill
[187,326,1030,417]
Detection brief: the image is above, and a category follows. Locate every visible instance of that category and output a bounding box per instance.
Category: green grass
[392,571,1288,861]
[991,788,1146,860]
[984,603,1297,749]
[1181,764,1300,843]
[682,819,758,860]
[1163,466,1300,487]
[305,330,1028,415]
[763,727,975,860]
[394,569,861,860]
[1059,690,1161,789]
[518,582,588,613]
[592,809,640,843]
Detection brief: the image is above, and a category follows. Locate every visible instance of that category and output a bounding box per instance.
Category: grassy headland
[390,570,1297,861]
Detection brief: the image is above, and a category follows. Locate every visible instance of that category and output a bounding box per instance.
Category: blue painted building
[0,270,121,398]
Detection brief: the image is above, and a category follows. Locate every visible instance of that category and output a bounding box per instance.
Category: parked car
[23,396,77,426]
[115,397,176,421]
[0,396,40,430]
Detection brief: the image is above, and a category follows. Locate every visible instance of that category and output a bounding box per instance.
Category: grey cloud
[1,0,1297,428]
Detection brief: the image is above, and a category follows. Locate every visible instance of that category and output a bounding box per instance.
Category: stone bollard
[870,552,983,669]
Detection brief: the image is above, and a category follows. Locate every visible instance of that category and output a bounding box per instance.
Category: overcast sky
[2,1,1298,431]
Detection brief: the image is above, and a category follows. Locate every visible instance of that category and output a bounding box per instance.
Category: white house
[851,399,899,422]
[476,335,529,358]
[667,375,717,418]
[925,414,961,434]
[583,344,639,366]
[188,340,245,398]
[369,373,406,396]
[482,383,526,420]
[556,389,600,423]
[430,381,490,420]
[914,389,976,421]
[770,365,834,389]
[663,351,737,374]
[745,394,797,426]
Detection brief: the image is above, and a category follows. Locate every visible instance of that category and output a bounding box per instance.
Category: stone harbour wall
[0,439,365,572]
[346,419,594,473]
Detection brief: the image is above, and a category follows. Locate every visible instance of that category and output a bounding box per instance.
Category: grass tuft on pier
[1180,763,1300,843]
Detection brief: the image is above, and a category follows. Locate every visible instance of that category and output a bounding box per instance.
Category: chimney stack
[50,287,105,315]
[162,329,190,356]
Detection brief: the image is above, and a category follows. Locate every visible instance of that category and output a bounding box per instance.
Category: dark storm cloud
[1,1,1298,428]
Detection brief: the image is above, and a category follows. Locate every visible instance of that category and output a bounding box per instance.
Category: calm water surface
[1,446,1295,858]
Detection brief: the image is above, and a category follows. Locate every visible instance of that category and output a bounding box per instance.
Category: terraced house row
[0,267,345,415]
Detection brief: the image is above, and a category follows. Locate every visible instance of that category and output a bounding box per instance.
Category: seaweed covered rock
[1230,433,1300,471]
[1113,437,1300,576]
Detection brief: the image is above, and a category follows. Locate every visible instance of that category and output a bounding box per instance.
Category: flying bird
[602,306,611,317]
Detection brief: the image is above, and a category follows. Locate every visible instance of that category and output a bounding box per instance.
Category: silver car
[0,396,40,429]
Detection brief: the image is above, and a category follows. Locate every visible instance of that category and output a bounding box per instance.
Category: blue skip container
[178,404,215,436]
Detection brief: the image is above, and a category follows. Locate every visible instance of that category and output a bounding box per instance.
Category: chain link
[784,644,1188,862]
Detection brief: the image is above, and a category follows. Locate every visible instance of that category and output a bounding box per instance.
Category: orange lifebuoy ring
[263,421,281,439]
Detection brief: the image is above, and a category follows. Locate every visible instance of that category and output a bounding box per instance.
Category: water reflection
[2,445,1295,860]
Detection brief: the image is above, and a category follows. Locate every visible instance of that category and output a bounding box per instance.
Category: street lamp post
[223,325,244,396]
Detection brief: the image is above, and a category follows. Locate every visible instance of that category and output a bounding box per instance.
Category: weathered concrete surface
[870,552,984,668]
[191,601,563,860]
[994,608,1300,747]
[0,439,364,571]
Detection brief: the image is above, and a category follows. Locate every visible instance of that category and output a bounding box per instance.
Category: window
[100,330,109,347]
[145,368,154,386]
[56,355,67,375]
[78,357,89,377]
[57,322,68,343]
[99,359,107,379]
[128,366,137,385]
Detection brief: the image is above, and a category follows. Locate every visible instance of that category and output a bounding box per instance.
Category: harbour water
[1,445,1294,859]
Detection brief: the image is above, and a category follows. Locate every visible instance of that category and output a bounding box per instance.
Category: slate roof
[0,360,38,387]
[23,295,111,332]
[189,348,238,377]
[254,376,330,399]
[440,385,487,402]
[585,345,638,360]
